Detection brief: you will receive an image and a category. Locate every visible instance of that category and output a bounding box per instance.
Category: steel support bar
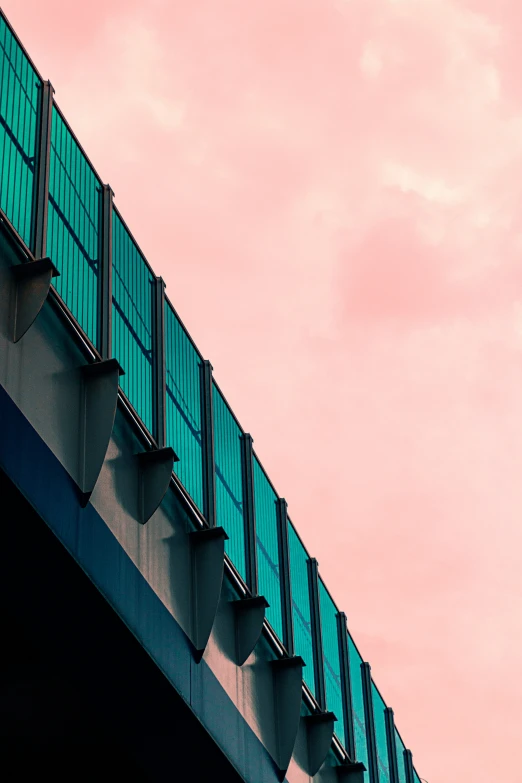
[404,749,415,783]
[270,655,305,780]
[98,184,113,360]
[78,358,123,506]
[276,497,294,656]
[240,432,258,595]
[361,662,379,783]
[307,557,327,711]
[199,359,216,527]
[337,611,357,761]
[385,707,399,783]
[231,595,268,666]
[305,710,337,777]
[189,526,228,661]
[9,257,58,342]
[152,276,167,447]
[32,81,53,260]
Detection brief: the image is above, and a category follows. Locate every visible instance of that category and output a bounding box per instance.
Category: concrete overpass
[0,9,423,783]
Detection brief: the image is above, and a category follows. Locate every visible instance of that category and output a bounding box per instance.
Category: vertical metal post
[240,433,258,595]
[152,277,167,447]
[361,662,379,783]
[32,80,53,260]
[385,707,399,783]
[200,359,216,527]
[404,750,415,783]
[337,612,356,761]
[307,557,327,711]
[98,184,113,359]
[276,498,294,656]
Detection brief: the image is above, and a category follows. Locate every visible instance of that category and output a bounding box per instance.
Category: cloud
[360,40,383,78]
[383,162,463,205]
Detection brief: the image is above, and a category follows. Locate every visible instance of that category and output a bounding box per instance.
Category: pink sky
[6,0,522,779]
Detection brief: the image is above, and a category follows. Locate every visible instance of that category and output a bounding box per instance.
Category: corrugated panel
[165,303,204,513]
[319,577,345,744]
[253,456,283,640]
[0,15,39,247]
[213,382,246,579]
[288,522,315,695]
[348,633,370,782]
[48,108,100,345]
[112,209,154,432]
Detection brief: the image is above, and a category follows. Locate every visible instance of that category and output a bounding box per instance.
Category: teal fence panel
[348,634,369,782]
[48,108,100,345]
[288,521,315,695]
[112,209,154,432]
[395,729,407,783]
[252,456,283,640]
[372,682,391,783]
[213,381,246,579]
[319,577,344,742]
[165,302,204,513]
[413,771,422,783]
[0,16,39,247]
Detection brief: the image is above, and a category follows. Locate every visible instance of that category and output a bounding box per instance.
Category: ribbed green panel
[112,210,153,432]
[48,109,100,345]
[413,771,422,783]
[319,578,344,744]
[213,382,246,579]
[394,729,407,783]
[348,634,369,782]
[372,682,391,783]
[288,522,315,695]
[0,17,39,247]
[252,456,283,640]
[165,303,204,513]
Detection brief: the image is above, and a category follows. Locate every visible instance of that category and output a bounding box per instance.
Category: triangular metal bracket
[9,258,59,342]
[189,526,228,662]
[305,710,337,777]
[78,359,123,507]
[231,595,269,666]
[137,446,178,525]
[270,655,305,780]
[336,761,367,783]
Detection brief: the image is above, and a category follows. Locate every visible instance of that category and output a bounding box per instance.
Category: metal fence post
[98,184,113,359]
[152,277,167,447]
[385,707,399,783]
[200,359,216,526]
[307,557,327,711]
[32,80,53,260]
[276,497,294,656]
[404,749,415,783]
[240,433,258,594]
[337,612,357,761]
[361,662,379,783]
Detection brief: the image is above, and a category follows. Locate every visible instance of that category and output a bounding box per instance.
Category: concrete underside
[0,467,245,782]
